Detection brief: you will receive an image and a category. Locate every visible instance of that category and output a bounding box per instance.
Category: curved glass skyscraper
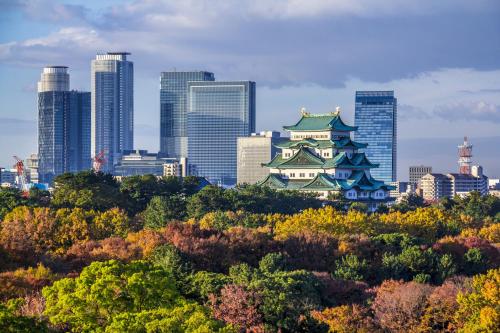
[38,66,91,183]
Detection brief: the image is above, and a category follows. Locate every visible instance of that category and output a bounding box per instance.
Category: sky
[0,0,499,180]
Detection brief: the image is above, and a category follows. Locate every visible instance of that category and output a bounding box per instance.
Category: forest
[0,170,499,332]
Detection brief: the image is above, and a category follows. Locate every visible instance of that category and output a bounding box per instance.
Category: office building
[114,150,187,177]
[91,52,134,172]
[421,166,488,201]
[38,66,91,183]
[258,109,395,211]
[0,168,16,186]
[237,131,284,185]
[160,71,215,158]
[409,165,432,186]
[187,81,256,186]
[25,153,39,184]
[354,91,397,183]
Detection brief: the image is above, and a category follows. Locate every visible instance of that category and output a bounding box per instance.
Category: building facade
[38,66,91,183]
[258,109,394,210]
[237,131,283,185]
[160,71,215,158]
[187,81,256,186]
[409,165,432,186]
[421,167,488,201]
[91,52,134,172]
[25,153,39,184]
[114,150,187,177]
[354,91,397,183]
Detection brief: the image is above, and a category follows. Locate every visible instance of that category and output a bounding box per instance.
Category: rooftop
[283,111,357,132]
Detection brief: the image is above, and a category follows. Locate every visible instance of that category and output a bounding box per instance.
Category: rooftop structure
[258,109,395,210]
[458,136,473,174]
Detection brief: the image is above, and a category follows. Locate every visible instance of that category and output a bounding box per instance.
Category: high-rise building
[160,71,215,158]
[409,165,432,186]
[237,131,284,185]
[91,52,134,172]
[354,91,397,183]
[187,81,256,186]
[38,66,91,183]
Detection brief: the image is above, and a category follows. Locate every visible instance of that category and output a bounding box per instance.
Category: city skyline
[0,1,499,179]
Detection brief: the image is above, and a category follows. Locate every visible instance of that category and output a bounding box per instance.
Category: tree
[312,304,381,333]
[456,268,500,333]
[210,284,264,332]
[52,171,124,212]
[372,280,434,333]
[0,188,25,220]
[419,276,471,332]
[104,302,234,333]
[0,300,50,333]
[143,196,183,229]
[43,260,179,332]
[333,254,369,281]
[187,186,233,219]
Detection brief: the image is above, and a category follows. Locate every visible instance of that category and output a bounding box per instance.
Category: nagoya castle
[258,107,394,209]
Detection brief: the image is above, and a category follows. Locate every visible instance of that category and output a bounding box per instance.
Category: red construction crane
[13,155,28,196]
[93,151,106,172]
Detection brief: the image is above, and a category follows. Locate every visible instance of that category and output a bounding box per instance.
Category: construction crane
[13,155,28,196]
[93,151,106,172]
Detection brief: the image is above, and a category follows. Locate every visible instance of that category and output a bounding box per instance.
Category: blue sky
[0,0,499,179]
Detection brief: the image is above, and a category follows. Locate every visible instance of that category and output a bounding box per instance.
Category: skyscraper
[159,71,215,158]
[354,91,397,182]
[187,81,256,186]
[91,52,133,172]
[38,66,91,183]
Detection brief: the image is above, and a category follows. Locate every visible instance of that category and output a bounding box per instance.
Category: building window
[299,173,305,178]
[309,173,314,177]
[290,173,295,178]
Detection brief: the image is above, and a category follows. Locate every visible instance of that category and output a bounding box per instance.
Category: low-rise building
[237,131,284,185]
[114,150,187,177]
[421,166,488,201]
[389,181,416,198]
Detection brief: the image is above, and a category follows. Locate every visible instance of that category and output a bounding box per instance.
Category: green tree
[52,171,124,212]
[43,260,179,332]
[187,186,233,219]
[144,195,186,229]
[333,254,369,281]
[0,300,50,333]
[0,188,25,220]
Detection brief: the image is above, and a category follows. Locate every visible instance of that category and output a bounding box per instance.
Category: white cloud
[434,101,500,123]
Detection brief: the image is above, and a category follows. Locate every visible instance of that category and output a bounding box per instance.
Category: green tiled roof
[275,137,368,149]
[258,171,395,192]
[265,150,378,170]
[283,113,358,132]
[267,147,324,169]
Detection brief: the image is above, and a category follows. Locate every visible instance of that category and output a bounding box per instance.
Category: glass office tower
[91,52,134,172]
[38,66,91,183]
[160,71,215,158]
[187,81,256,186]
[354,91,397,182]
